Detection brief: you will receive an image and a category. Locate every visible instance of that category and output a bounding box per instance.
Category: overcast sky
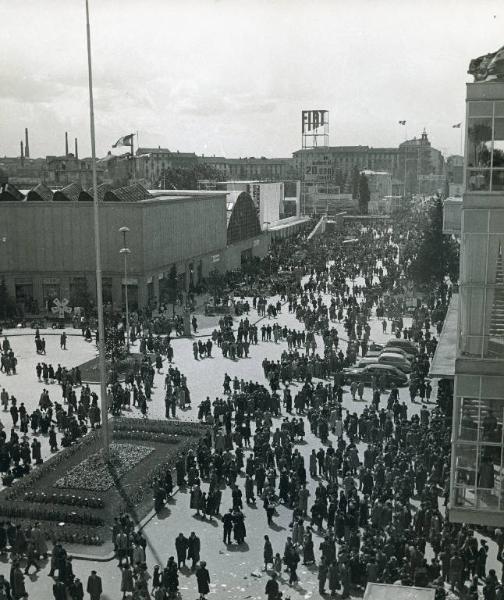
[0,0,502,160]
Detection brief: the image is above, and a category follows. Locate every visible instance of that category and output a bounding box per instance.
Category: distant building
[201,156,294,181]
[360,170,392,202]
[293,133,445,213]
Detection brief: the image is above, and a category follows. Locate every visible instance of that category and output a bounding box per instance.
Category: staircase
[488,247,504,358]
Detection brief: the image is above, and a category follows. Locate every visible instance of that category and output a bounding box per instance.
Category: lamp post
[119,226,131,353]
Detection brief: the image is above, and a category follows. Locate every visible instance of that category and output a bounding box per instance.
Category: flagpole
[86,0,110,459]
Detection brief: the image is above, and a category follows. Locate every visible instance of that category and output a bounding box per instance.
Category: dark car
[385,339,418,355]
[343,363,408,387]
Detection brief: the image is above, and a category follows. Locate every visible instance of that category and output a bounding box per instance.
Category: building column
[137,278,148,310]
[152,275,160,304]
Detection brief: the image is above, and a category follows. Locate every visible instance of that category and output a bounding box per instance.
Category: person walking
[195,561,210,600]
[60,332,67,350]
[265,572,280,600]
[86,570,102,600]
[187,532,200,571]
[263,535,274,571]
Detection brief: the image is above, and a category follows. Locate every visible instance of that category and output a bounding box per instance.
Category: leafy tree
[358,173,370,214]
[157,163,225,189]
[351,166,360,199]
[408,197,459,288]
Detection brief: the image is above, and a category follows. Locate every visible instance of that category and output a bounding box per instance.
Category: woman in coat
[263,535,273,571]
[303,531,315,565]
[12,566,26,600]
[121,565,134,599]
[196,561,210,599]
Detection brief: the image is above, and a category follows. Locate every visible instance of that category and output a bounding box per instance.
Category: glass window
[467,118,493,169]
[467,169,491,191]
[495,101,504,117]
[491,170,504,191]
[468,101,494,117]
[480,400,503,443]
[458,397,479,441]
[455,444,477,486]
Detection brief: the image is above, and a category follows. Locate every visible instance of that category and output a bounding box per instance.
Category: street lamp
[119,226,131,353]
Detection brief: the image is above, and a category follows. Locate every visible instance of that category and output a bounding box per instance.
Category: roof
[53,182,82,202]
[104,182,153,202]
[79,183,113,202]
[26,183,53,202]
[0,184,24,202]
[429,293,458,379]
[137,147,197,158]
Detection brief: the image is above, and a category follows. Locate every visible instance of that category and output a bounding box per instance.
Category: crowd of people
[1,213,500,600]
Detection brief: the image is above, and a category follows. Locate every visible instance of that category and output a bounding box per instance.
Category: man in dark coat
[175,533,188,568]
[222,509,233,544]
[86,570,102,600]
[265,572,280,600]
[195,561,210,599]
[187,532,200,571]
[53,578,67,600]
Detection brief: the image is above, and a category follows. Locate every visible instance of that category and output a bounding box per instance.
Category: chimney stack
[25,128,30,158]
[74,138,78,160]
[20,140,24,164]
[65,131,69,156]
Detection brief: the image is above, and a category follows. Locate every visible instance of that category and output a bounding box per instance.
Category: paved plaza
[0,272,498,600]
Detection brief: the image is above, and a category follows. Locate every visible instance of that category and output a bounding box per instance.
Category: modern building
[448,79,504,526]
[0,182,272,314]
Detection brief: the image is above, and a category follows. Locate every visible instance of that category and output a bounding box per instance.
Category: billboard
[302,110,327,133]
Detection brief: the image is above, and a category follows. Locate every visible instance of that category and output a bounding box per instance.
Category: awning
[429,293,458,379]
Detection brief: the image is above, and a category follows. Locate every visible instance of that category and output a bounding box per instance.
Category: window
[452,391,504,511]
[467,100,504,192]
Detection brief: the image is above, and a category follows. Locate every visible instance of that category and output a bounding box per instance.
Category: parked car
[357,357,378,368]
[385,338,418,355]
[343,363,408,387]
[378,352,412,373]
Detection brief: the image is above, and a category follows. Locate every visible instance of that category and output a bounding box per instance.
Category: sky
[0,0,503,160]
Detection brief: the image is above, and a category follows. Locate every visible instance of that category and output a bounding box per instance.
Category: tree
[157,163,225,189]
[408,197,459,288]
[351,166,360,199]
[358,174,370,215]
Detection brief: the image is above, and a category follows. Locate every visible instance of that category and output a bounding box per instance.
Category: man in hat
[86,570,102,600]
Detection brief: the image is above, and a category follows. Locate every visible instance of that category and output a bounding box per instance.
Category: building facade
[449,80,504,526]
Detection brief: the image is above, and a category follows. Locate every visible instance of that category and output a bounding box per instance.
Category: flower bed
[54,443,154,492]
[22,491,104,509]
[0,504,103,527]
[113,431,180,444]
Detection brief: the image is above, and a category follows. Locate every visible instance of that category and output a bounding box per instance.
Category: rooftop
[429,293,458,379]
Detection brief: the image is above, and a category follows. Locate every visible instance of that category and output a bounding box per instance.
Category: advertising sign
[302,110,327,133]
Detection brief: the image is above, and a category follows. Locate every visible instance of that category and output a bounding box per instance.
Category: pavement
[0,273,500,600]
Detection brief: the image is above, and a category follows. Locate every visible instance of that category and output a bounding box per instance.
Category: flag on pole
[398,120,406,125]
[452,123,462,128]
[112,133,134,148]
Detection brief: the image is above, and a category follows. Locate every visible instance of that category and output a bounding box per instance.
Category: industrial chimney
[25,128,30,158]
[20,140,24,164]
[65,131,69,156]
[74,138,78,160]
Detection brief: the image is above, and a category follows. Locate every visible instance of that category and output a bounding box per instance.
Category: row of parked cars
[343,338,419,387]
